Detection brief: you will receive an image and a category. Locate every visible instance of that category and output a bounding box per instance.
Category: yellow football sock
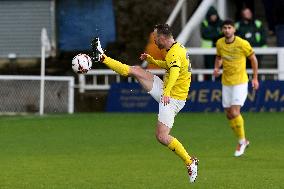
[103,56,130,76]
[229,118,237,134]
[233,114,245,140]
[168,138,192,165]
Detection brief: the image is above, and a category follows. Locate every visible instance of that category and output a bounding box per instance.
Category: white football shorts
[148,75,185,128]
[222,82,248,108]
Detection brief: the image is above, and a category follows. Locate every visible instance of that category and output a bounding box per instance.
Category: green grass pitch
[0,112,283,189]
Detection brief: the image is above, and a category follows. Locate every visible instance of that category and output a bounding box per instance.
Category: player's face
[153,30,165,49]
[242,8,252,20]
[222,25,235,39]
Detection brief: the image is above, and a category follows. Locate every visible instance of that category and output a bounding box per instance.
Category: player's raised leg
[93,37,154,92]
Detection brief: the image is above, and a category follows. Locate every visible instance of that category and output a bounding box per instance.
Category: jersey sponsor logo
[170,65,180,68]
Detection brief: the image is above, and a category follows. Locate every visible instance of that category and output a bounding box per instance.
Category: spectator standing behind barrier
[235,8,266,48]
[234,0,254,21]
[235,7,266,67]
[200,6,223,80]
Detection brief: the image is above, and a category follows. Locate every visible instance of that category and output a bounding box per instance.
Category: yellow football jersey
[216,36,254,85]
[147,42,191,100]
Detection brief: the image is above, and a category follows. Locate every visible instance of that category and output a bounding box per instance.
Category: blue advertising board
[106,81,284,112]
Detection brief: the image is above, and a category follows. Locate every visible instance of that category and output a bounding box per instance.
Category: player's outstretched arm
[213,56,222,77]
[248,53,259,90]
[140,53,167,69]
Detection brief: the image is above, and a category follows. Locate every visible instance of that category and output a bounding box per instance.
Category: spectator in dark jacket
[200,6,223,79]
[235,7,266,68]
[201,6,223,49]
[235,7,266,48]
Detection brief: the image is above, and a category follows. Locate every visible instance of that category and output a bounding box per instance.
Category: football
[72,53,92,74]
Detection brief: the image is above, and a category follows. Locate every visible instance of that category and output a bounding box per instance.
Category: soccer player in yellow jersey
[213,19,259,157]
[93,24,198,183]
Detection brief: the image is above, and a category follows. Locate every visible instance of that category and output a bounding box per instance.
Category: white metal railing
[77,68,281,93]
[166,0,187,27]
[188,47,284,80]
[188,47,284,55]
[166,0,226,34]
[176,0,215,44]
[77,47,284,92]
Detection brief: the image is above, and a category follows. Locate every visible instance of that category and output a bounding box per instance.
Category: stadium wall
[106,81,284,112]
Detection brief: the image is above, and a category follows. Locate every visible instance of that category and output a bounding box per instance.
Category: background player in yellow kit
[93,24,198,183]
[213,19,259,157]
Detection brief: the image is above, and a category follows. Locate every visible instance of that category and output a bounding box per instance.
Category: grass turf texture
[0,113,283,189]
